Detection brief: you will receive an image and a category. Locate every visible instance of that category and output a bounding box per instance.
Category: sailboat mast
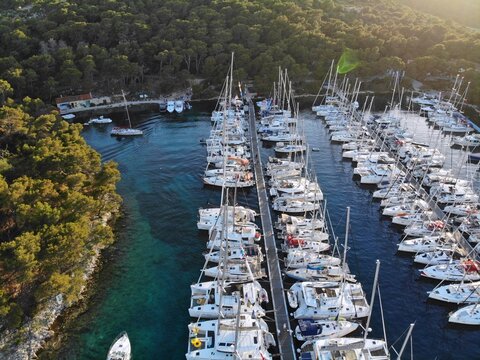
[396,323,415,360]
[122,89,133,129]
[363,259,381,343]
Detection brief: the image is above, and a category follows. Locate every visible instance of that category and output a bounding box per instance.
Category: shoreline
[0,212,116,360]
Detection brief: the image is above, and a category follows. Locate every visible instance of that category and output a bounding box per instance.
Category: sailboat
[106,331,131,360]
[111,90,143,136]
[449,303,480,325]
[186,314,275,359]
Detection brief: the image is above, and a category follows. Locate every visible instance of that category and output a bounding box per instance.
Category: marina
[248,99,296,359]
[2,2,480,359]
[41,86,480,359]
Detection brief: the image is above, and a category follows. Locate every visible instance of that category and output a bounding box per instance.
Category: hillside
[0,0,478,104]
[0,98,121,337]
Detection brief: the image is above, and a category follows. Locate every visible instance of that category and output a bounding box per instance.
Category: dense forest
[0,0,479,104]
[0,99,121,329]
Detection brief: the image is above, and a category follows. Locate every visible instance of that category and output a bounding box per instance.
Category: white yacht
[299,337,389,360]
[205,245,263,264]
[197,206,256,231]
[89,115,113,124]
[284,249,340,269]
[285,265,356,283]
[397,235,454,253]
[273,198,320,213]
[448,304,480,325]
[106,332,131,360]
[428,281,480,304]
[204,260,265,281]
[274,143,307,154]
[287,281,369,320]
[413,250,454,265]
[167,100,175,113]
[420,260,480,281]
[186,315,275,360]
[175,100,184,113]
[451,134,480,148]
[189,280,268,319]
[294,319,359,341]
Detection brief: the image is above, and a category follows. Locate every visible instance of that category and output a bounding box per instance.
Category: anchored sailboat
[111,90,143,136]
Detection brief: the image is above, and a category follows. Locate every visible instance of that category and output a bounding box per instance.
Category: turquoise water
[49,105,479,359]
[49,105,235,359]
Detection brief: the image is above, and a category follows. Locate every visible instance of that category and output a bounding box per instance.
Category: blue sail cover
[298,319,322,336]
[306,264,324,271]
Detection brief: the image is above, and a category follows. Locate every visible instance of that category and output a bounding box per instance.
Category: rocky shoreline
[0,213,114,360]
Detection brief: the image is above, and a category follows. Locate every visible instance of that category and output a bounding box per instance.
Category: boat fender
[191,338,202,348]
[197,298,206,305]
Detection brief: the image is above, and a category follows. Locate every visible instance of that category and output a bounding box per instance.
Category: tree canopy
[0,99,120,329]
[0,0,478,102]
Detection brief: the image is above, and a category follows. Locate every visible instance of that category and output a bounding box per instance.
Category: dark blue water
[301,110,479,360]
[48,105,479,359]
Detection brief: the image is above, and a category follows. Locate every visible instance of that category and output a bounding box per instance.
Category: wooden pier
[247,99,297,360]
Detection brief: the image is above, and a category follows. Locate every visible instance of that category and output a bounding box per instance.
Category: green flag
[337,49,360,74]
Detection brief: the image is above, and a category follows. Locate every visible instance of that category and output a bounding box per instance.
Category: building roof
[55,93,92,104]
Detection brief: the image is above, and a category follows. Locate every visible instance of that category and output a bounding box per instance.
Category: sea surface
[45,104,479,359]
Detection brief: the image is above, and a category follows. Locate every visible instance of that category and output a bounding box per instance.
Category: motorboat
[89,115,113,124]
[167,100,175,113]
[61,113,76,120]
[175,100,184,113]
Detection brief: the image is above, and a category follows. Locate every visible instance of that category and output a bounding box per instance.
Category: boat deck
[247,99,297,360]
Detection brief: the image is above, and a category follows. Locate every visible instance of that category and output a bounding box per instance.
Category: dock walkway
[247,99,296,360]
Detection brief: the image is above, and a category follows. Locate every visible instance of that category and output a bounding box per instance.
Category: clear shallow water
[47,105,479,359]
